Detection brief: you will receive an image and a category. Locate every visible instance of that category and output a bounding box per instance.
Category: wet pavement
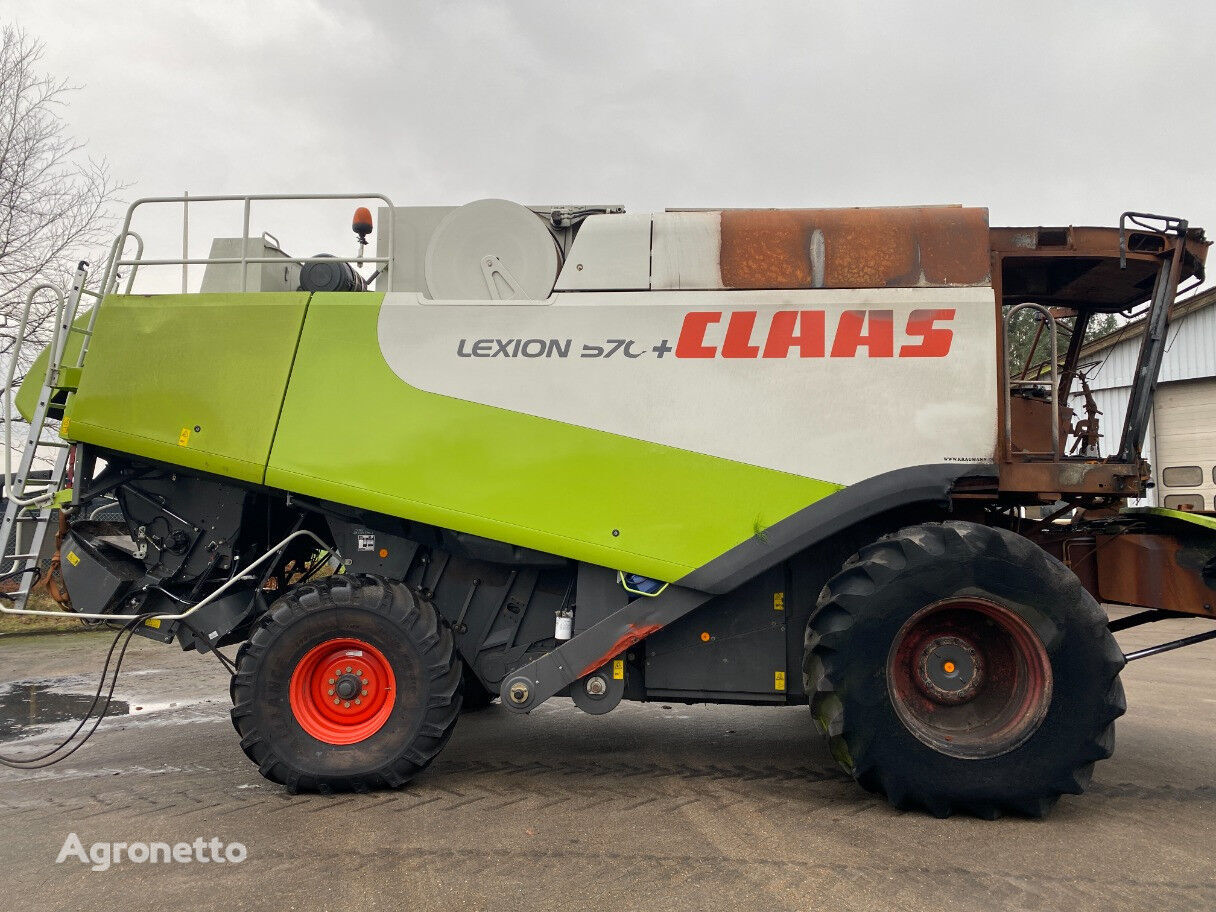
[0,612,1214,912]
[0,682,130,741]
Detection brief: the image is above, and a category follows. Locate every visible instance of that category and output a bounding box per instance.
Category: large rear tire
[230,574,462,792]
[804,521,1125,818]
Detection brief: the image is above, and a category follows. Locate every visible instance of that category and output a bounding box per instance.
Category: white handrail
[3,282,67,508]
[100,193,395,295]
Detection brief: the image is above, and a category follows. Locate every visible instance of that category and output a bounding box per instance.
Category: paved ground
[0,612,1214,912]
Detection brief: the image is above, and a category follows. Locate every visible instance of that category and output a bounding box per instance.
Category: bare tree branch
[0,24,124,393]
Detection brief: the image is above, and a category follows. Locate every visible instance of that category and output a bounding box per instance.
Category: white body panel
[555,214,651,291]
[650,212,724,289]
[376,286,998,486]
[199,238,299,293]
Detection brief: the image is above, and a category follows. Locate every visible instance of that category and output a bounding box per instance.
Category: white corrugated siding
[1087,303,1216,391]
[1067,299,1215,508]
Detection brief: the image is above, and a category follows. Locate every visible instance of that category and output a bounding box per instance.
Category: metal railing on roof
[96,192,395,297]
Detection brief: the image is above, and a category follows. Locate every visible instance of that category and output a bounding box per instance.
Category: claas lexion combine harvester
[3,193,1215,818]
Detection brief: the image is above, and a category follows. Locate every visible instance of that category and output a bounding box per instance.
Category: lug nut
[585,675,607,697]
[328,688,334,696]
[508,682,530,704]
[328,678,335,685]
[355,698,361,705]
[362,678,369,685]
[333,698,340,705]
[343,701,350,708]
[345,666,352,673]
[361,689,368,696]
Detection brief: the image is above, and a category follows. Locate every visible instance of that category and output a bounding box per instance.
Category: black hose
[0,615,146,769]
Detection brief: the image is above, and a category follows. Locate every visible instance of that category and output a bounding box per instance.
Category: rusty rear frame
[982,215,1216,637]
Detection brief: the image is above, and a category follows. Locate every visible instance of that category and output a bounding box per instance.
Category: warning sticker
[66,550,80,566]
[612,659,624,680]
[773,592,785,611]
[178,427,191,447]
[774,671,786,691]
[356,532,376,552]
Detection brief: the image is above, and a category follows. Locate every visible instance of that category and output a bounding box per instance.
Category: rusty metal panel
[992,225,1210,310]
[997,460,1144,496]
[718,206,991,290]
[1096,533,1216,618]
[1008,394,1073,457]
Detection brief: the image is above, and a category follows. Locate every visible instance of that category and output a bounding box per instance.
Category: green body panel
[15,313,90,421]
[265,293,839,580]
[1122,506,1216,533]
[46,291,840,581]
[62,294,310,484]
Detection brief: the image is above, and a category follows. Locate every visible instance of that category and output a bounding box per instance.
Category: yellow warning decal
[774,671,786,691]
[65,550,80,566]
[773,591,785,611]
[612,659,625,680]
[60,416,70,435]
[178,427,191,447]
[144,617,161,629]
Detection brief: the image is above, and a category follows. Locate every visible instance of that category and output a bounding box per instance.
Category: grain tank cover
[424,198,561,300]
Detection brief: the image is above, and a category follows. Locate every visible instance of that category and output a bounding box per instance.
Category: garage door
[1153,377,1216,513]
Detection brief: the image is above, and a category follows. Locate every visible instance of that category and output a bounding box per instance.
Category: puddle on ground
[0,683,130,742]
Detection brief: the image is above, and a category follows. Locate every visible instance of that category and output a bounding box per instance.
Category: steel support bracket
[499,584,711,712]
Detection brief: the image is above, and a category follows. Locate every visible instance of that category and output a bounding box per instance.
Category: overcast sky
[5,1,1215,288]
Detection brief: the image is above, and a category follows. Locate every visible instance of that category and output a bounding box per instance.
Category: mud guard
[499,463,996,712]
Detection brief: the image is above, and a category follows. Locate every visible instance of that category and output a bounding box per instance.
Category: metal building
[1078,285,1216,509]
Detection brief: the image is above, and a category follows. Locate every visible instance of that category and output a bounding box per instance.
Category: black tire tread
[229,574,462,793]
[803,520,1125,819]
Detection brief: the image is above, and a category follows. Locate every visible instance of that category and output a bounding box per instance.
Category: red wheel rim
[289,638,396,745]
[887,598,1052,759]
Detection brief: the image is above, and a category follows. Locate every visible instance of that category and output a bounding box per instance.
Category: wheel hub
[915,635,982,705]
[887,598,1052,760]
[289,638,395,745]
[334,674,362,701]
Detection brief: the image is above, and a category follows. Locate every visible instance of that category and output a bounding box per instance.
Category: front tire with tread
[230,574,462,793]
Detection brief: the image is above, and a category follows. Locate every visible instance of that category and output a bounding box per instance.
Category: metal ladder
[1,262,93,609]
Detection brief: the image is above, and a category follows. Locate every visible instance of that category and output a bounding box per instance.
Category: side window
[1162,466,1203,487]
[1164,494,1205,511]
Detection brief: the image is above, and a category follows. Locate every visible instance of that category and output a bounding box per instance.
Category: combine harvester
[3,195,1213,817]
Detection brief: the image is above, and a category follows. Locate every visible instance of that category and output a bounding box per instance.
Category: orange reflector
[378,548,388,559]
[943,661,956,674]
[700,632,711,642]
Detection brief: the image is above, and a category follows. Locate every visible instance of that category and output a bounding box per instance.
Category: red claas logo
[674,309,955,359]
